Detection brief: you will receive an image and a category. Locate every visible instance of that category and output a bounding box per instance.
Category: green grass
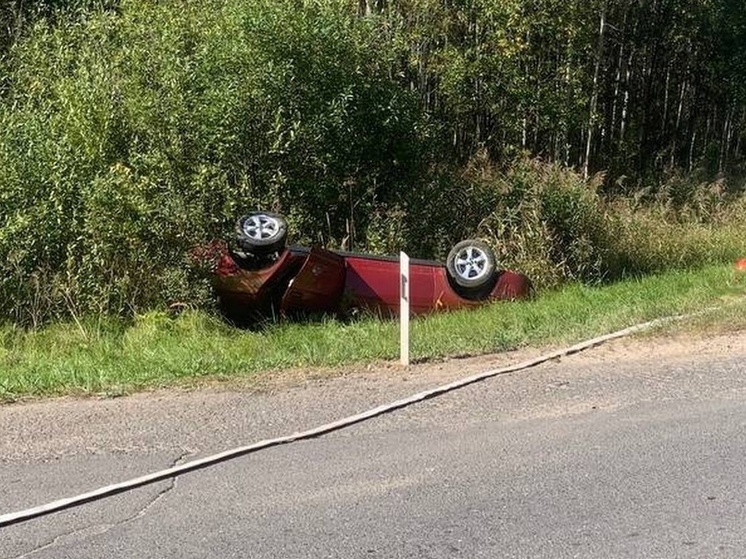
[1,263,745,402]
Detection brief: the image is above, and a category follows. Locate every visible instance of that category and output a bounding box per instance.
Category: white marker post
[400,251,410,367]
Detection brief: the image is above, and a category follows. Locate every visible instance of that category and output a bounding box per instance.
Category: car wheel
[446,239,498,297]
[235,211,288,255]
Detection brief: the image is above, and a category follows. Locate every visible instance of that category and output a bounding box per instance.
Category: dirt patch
[566,328,746,366]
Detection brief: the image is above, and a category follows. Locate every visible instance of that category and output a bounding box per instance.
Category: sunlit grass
[1,264,745,402]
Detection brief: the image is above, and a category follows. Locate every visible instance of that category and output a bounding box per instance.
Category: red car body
[212,244,531,322]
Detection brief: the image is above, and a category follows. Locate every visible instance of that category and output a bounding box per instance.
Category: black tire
[446,239,498,296]
[228,246,278,271]
[235,211,288,255]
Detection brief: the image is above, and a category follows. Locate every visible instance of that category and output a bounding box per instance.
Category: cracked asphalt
[1,331,745,558]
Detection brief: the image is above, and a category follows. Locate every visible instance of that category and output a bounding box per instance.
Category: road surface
[1,331,745,558]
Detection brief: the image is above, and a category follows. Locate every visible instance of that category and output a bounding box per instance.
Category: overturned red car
[211,211,532,324]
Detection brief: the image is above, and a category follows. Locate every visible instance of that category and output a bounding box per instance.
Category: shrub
[475,157,746,288]
[606,197,746,276]
[2,1,745,327]
[476,157,611,288]
[0,0,427,325]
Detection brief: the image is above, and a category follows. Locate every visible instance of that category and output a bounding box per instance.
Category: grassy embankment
[1,263,745,403]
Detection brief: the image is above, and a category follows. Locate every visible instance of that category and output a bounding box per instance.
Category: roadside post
[400,252,410,366]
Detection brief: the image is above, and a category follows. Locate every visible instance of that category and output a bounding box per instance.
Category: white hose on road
[0,314,685,528]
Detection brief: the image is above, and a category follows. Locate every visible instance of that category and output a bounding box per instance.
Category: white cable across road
[0,314,685,528]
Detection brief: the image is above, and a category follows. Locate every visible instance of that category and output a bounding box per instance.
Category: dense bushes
[1,0,746,327]
[475,158,611,288]
[0,0,430,324]
[476,158,746,288]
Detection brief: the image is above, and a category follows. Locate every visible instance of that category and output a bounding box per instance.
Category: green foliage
[2,265,744,401]
[605,196,746,277]
[477,158,611,287]
[0,0,427,325]
[1,0,746,326]
[476,157,746,288]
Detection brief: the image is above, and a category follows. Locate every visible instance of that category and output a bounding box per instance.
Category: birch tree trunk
[584,1,607,179]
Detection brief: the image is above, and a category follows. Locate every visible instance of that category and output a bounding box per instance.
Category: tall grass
[473,157,746,289]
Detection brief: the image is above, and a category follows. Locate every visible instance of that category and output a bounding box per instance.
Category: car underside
[209,211,532,325]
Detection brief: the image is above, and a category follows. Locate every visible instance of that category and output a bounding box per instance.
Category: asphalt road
[1,332,745,558]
